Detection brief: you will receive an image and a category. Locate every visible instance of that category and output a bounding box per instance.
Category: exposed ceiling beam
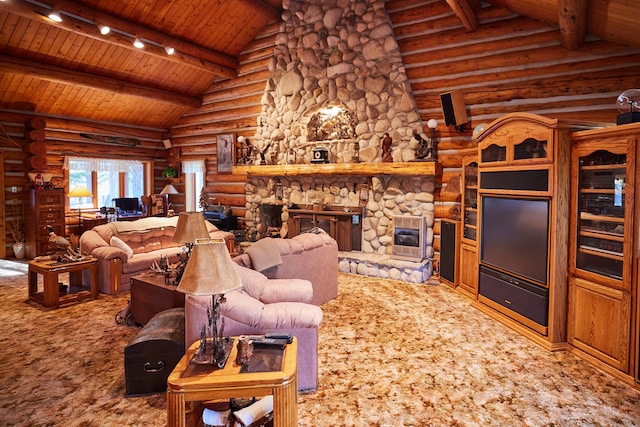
[485,0,639,49]
[0,54,202,109]
[236,0,281,22]
[5,0,238,78]
[557,0,586,50]
[445,0,479,31]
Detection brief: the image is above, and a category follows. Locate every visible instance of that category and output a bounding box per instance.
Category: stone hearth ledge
[338,251,432,284]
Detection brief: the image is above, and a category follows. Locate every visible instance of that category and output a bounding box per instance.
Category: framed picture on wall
[216,133,235,173]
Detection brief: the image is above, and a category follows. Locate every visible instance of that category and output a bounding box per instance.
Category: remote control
[265,333,293,343]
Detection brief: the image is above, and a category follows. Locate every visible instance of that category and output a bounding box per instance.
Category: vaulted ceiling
[0,0,638,132]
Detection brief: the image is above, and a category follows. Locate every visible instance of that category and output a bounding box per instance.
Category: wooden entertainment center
[460,113,640,388]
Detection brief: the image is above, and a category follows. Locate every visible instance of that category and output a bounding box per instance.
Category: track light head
[133,36,144,49]
[48,10,62,22]
[164,45,175,55]
[98,25,110,35]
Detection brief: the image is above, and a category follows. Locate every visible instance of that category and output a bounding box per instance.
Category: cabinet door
[572,146,632,289]
[458,243,478,297]
[568,277,630,372]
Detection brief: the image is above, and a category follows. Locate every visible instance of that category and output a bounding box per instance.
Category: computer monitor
[113,197,140,213]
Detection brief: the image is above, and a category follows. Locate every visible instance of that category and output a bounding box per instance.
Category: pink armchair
[184,263,323,391]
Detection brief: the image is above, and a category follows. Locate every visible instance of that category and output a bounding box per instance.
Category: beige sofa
[79,217,234,294]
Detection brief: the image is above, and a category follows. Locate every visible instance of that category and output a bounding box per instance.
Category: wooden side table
[130,272,185,325]
[28,257,99,308]
[167,337,298,427]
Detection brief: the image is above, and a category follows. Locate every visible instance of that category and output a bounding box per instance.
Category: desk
[28,258,98,308]
[167,338,298,427]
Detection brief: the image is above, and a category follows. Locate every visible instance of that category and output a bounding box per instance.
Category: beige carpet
[0,259,639,426]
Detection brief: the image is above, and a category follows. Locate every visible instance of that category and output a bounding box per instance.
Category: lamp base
[190,337,233,368]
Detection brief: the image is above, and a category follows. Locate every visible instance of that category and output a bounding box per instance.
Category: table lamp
[160,184,179,215]
[177,238,241,367]
[68,184,93,234]
[172,212,210,284]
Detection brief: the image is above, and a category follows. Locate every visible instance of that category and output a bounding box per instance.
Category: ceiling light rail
[11,0,237,77]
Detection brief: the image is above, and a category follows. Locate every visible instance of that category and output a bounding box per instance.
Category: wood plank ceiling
[0,0,638,133]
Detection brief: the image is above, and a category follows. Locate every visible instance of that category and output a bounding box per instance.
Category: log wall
[3,0,640,260]
[0,109,170,255]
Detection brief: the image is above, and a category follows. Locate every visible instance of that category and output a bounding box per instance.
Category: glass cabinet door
[575,150,626,280]
[462,161,478,242]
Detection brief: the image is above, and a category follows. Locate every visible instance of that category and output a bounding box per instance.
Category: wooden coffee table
[167,337,298,427]
[28,257,98,308]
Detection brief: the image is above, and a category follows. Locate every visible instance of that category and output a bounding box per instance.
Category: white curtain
[182,160,205,211]
[64,156,141,174]
[182,160,205,174]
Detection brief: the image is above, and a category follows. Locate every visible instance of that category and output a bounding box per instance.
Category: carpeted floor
[0,259,639,426]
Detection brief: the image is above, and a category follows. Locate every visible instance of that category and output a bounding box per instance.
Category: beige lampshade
[68,184,93,198]
[176,239,241,296]
[172,211,210,244]
[160,184,179,195]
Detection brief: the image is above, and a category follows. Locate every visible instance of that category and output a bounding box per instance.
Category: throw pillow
[245,237,282,272]
[110,236,134,259]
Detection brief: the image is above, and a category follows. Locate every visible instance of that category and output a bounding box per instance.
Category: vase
[13,242,25,260]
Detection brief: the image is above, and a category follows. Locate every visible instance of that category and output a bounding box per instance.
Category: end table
[28,257,98,308]
[167,337,298,427]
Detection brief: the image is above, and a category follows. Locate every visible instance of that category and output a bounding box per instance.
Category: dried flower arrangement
[6,200,24,243]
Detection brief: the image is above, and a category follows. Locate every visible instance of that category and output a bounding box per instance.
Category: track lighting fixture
[48,9,62,22]
[133,36,144,49]
[98,25,110,35]
[164,45,175,55]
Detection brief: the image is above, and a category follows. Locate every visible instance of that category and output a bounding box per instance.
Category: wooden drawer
[34,191,65,207]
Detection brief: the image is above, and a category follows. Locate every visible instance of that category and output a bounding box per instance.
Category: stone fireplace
[241,0,435,283]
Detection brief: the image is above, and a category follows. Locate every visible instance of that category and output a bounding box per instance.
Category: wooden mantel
[234,162,441,177]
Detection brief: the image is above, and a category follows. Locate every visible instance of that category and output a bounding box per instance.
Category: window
[182,160,205,211]
[65,156,145,209]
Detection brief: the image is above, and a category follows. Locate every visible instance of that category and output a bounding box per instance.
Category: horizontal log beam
[0,54,201,109]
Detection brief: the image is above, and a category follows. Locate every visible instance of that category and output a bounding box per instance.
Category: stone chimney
[253,0,424,164]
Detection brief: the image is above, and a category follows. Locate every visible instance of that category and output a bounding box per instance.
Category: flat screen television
[480,196,549,285]
[114,197,140,213]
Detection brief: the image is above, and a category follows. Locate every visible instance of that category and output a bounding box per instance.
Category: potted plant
[162,166,178,179]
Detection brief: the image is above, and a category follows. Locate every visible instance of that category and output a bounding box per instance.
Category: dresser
[25,189,65,259]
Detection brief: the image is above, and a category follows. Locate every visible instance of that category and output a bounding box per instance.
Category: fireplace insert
[392,215,426,261]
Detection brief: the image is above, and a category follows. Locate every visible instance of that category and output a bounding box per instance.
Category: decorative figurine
[414,131,432,160]
[259,142,272,165]
[352,141,360,163]
[381,133,392,162]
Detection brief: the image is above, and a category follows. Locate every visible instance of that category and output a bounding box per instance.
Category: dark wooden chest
[124,307,185,396]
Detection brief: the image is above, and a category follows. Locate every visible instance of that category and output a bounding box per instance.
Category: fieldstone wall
[246,174,435,260]
[252,0,424,164]
[244,0,434,281]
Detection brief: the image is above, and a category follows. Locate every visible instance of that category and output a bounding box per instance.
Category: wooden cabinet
[458,156,478,297]
[25,189,65,259]
[568,123,639,382]
[287,208,362,251]
[471,112,589,351]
